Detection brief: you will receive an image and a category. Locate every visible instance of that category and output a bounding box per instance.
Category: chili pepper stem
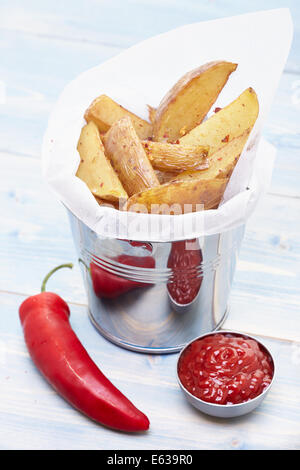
[78,258,91,274]
[41,263,73,292]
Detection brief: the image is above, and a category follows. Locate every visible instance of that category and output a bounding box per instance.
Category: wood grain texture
[1,292,300,450]
[0,6,299,161]
[0,0,300,450]
[0,0,299,72]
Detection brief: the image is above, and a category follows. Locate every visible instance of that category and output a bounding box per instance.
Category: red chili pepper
[222,134,230,143]
[167,240,203,305]
[89,254,155,299]
[19,264,149,432]
[127,241,152,252]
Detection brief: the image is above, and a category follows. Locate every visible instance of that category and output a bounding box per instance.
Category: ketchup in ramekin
[178,333,274,405]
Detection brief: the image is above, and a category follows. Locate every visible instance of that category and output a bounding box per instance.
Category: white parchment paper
[42,8,293,242]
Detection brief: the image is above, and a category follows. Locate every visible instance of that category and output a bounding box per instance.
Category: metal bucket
[68,209,245,354]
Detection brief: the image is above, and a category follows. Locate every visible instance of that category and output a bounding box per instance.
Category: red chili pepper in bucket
[84,255,155,299]
[19,263,149,432]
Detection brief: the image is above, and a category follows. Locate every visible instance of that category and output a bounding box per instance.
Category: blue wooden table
[1,1,300,450]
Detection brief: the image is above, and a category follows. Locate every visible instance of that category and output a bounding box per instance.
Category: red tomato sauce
[178,333,274,405]
[167,240,203,305]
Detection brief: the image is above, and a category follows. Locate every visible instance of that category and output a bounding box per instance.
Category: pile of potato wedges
[76,60,259,215]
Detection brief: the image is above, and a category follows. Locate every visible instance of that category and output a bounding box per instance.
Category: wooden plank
[1,291,299,450]
[270,147,300,198]
[226,192,300,341]
[0,30,121,158]
[0,0,299,72]
[0,152,87,304]
[0,151,299,341]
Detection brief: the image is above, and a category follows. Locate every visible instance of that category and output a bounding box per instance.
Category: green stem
[78,258,91,274]
[41,263,73,292]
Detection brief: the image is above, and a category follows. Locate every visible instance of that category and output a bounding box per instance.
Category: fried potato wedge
[155,169,179,184]
[180,87,259,153]
[174,129,251,182]
[152,61,237,142]
[147,105,156,124]
[125,178,228,214]
[103,117,160,196]
[85,94,152,140]
[76,121,128,202]
[94,196,121,209]
[141,141,209,173]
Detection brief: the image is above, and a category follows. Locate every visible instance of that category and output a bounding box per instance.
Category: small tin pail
[68,209,245,354]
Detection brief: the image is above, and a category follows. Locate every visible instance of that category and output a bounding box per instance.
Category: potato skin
[180,87,259,153]
[152,61,237,142]
[147,105,156,124]
[94,196,121,210]
[142,141,209,173]
[103,117,160,196]
[85,94,152,140]
[76,121,127,202]
[78,63,260,217]
[174,129,251,182]
[155,169,178,184]
[125,178,228,214]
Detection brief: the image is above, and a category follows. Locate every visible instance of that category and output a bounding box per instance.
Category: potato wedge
[147,105,156,124]
[94,196,121,209]
[141,141,209,173]
[125,178,228,214]
[103,117,160,196]
[152,61,237,142]
[180,87,259,153]
[85,94,152,140]
[155,169,179,184]
[174,129,251,182]
[76,121,128,202]
[94,196,127,210]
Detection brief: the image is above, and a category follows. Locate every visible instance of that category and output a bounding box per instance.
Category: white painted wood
[1,0,300,450]
[1,292,300,450]
[0,1,299,72]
